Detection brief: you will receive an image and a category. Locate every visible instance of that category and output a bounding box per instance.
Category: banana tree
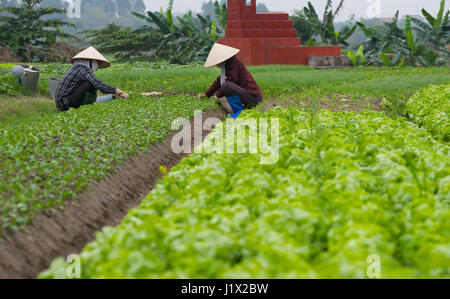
[131,3,221,64]
[356,20,390,65]
[214,0,228,30]
[401,15,438,66]
[303,0,345,44]
[173,11,218,63]
[412,0,449,56]
[83,23,159,59]
[131,10,177,60]
[346,45,366,66]
[328,22,357,47]
[377,15,438,67]
[356,11,432,66]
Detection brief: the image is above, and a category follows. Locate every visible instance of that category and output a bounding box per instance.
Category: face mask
[75,59,99,72]
[90,60,99,72]
[219,62,227,85]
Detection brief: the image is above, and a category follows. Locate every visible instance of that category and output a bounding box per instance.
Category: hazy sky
[143,0,448,21]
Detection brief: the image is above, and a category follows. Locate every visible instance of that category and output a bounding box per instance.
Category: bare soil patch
[0,96,57,124]
[258,95,383,113]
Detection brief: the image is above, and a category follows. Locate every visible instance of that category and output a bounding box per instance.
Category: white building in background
[66,0,81,19]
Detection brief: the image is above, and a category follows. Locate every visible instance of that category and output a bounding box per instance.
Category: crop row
[41,108,450,278]
[406,84,449,142]
[3,64,450,103]
[0,95,216,237]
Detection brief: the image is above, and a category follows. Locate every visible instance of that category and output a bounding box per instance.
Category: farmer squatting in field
[198,43,263,115]
[54,47,130,111]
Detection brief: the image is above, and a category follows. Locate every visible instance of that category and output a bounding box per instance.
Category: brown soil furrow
[0,109,225,279]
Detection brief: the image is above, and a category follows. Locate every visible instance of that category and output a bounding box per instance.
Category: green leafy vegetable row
[2,63,449,104]
[406,84,449,142]
[0,95,216,237]
[41,109,450,278]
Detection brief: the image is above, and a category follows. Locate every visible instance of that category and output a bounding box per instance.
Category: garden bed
[41,109,450,279]
[0,108,224,278]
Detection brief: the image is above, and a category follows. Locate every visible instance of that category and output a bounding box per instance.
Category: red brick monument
[218,0,344,66]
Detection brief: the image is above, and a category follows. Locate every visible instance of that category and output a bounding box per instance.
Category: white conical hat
[71,46,111,69]
[204,43,240,68]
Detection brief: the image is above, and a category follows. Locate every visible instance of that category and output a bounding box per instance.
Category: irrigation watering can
[11,64,41,92]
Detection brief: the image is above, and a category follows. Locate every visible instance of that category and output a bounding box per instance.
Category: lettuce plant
[406,84,449,142]
[41,109,450,279]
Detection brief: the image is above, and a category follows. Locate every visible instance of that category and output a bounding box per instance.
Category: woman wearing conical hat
[198,43,263,114]
[55,46,130,111]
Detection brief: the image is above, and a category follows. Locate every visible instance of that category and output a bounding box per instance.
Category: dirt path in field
[0,108,225,279]
[258,96,383,113]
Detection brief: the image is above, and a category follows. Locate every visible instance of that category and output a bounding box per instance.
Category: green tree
[0,0,75,62]
[86,0,222,64]
[357,12,443,67]
[291,10,316,45]
[132,7,220,64]
[357,12,407,66]
[412,0,449,55]
[328,19,357,47]
[83,23,154,59]
[201,0,227,29]
[337,18,384,50]
[213,0,227,30]
[303,0,346,44]
[401,15,438,66]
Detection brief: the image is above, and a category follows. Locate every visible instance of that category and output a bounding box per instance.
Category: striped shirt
[55,64,116,111]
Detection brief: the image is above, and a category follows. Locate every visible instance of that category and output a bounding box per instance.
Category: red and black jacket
[205,56,263,100]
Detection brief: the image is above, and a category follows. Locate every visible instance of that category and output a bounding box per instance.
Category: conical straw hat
[71,46,111,69]
[204,43,240,68]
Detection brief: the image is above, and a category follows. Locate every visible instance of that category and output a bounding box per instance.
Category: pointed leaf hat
[204,43,240,68]
[71,46,111,69]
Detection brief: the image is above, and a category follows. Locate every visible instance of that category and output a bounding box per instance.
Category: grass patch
[1,63,449,118]
[0,96,58,126]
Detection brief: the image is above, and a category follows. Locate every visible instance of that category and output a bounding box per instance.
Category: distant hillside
[0,0,147,30]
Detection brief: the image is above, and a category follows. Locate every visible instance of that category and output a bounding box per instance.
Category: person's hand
[213,95,219,100]
[197,93,207,99]
[116,88,130,99]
